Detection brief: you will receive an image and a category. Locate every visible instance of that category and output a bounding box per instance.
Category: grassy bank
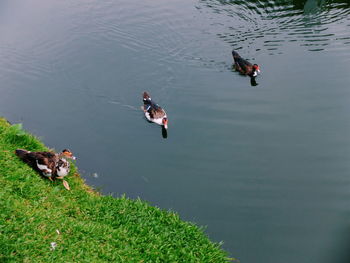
[0,117,231,262]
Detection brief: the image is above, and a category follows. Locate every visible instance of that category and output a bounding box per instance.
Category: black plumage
[232,50,260,77]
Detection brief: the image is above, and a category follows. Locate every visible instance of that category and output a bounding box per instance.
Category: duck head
[60,149,77,160]
[252,64,261,77]
[162,118,168,129]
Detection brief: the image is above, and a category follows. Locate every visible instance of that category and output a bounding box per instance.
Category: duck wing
[234,57,253,75]
[232,50,253,75]
[148,105,166,119]
[144,100,166,119]
[144,99,166,120]
[31,152,58,176]
[16,150,58,176]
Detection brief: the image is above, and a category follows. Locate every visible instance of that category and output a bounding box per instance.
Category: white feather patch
[152,118,165,125]
[145,112,151,121]
[36,161,52,176]
[56,160,70,177]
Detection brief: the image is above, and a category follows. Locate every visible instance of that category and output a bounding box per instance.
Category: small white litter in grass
[56,229,60,235]
[50,242,57,251]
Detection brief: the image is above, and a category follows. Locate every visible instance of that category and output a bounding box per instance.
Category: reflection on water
[250,76,258,86]
[292,0,350,11]
[161,126,168,139]
[199,0,350,53]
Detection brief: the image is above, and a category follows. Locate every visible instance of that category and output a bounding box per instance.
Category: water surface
[1,0,350,262]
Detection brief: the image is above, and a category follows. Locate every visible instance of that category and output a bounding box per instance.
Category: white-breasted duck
[143,92,168,129]
[232,50,261,77]
[15,149,76,181]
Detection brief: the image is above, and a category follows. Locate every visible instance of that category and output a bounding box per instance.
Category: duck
[15,149,76,181]
[143,92,168,129]
[232,50,261,77]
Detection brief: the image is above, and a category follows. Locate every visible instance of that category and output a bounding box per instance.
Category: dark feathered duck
[142,92,168,129]
[232,50,261,77]
[15,149,76,181]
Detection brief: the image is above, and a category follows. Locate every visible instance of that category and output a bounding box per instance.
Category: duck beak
[62,151,77,160]
[163,119,168,129]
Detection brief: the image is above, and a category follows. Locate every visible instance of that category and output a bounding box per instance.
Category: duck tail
[15,149,29,160]
[143,92,152,103]
[232,50,241,59]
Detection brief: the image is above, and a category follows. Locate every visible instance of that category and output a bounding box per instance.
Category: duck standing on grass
[142,92,168,138]
[15,149,76,190]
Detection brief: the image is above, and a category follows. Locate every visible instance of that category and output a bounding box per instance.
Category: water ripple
[199,0,350,54]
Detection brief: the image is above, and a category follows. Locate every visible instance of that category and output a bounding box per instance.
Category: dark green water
[1,0,350,262]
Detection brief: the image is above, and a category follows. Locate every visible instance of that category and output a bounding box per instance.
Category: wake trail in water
[107,100,140,111]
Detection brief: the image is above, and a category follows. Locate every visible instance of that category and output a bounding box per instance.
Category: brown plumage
[143,92,168,129]
[232,50,260,77]
[15,149,74,180]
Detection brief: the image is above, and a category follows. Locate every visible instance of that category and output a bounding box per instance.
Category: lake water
[1,0,350,262]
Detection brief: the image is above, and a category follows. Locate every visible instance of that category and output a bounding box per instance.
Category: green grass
[0,117,232,262]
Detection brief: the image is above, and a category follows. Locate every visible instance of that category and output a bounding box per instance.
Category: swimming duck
[15,149,76,181]
[143,92,168,129]
[232,50,261,77]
